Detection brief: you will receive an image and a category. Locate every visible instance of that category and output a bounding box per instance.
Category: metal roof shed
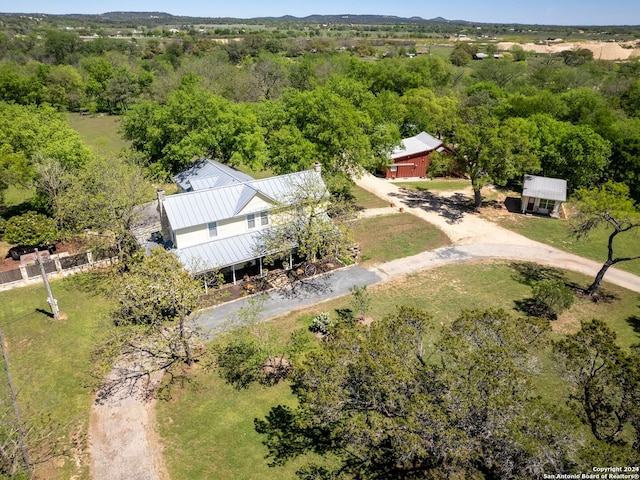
[521,175,567,217]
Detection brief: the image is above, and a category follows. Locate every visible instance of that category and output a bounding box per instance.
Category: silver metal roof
[175,231,264,271]
[391,131,443,160]
[522,175,567,202]
[173,158,254,191]
[163,170,325,231]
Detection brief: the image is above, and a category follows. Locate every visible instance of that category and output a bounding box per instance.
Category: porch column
[259,257,263,277]
[232,264,237,285]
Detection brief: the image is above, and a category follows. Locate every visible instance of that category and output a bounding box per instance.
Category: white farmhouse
[158,159,326,282]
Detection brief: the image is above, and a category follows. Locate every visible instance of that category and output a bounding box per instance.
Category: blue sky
[2,1,639,26]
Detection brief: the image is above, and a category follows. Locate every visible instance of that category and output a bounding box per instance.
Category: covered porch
[174,231,293,286]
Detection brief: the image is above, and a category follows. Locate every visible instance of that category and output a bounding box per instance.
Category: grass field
[396,178,471,192]
[66,113,129,157]
[0,258,637,478]
[352,184,391,209]
[3,184,35,208]
[488,211,640,276]
[0,274,112,479]
[352,213,450,264]
[156,261,640,479]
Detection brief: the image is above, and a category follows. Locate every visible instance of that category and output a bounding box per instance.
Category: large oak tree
[256,307,578,478]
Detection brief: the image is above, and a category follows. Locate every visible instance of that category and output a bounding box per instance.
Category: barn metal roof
[391,132,443,160]
[522,175,567,202]
[162,169,325,231]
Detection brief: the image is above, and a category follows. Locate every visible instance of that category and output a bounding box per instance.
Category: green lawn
[488,211,640,276]
[351,184,389,209]
[66,113,129,157]
[352,213,450,264]
[396,178,471,192]
[157,374,314,480]
[0,274,112,479]
[3,184,35,208]
[1,259,638,479]
[157,261,640,479]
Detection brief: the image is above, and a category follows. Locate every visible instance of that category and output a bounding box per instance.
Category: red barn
[383,132,448,179]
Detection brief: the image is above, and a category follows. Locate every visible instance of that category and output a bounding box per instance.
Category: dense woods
[0,12,639,478]
[0,15,639,202]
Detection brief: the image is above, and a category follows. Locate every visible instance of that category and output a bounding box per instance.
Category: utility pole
[35,248,60,320]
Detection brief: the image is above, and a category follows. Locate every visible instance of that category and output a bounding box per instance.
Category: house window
[260,211,269,226]
[538,199,555,211]
[390,166,398,172]
[247,213,256,229]
[208,221,218,237]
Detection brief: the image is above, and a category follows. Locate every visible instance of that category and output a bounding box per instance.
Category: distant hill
[1,11,636,28]
[0,11,469,26]
[253,14,467,25]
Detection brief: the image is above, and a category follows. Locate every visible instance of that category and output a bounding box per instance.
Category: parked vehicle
[7,244,56,261]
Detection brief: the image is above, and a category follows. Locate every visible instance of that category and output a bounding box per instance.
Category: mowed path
[89,174,640,480]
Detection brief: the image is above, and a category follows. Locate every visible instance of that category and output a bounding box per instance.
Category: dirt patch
[550,312,582,335]
[355,314,375,327]
[89,369,169,480]
[498,41,640,61]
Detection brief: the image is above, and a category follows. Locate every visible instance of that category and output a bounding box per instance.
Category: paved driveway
[193,174,640,332]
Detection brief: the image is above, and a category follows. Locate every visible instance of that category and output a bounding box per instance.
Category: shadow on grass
[626,315,640,336]
[510,261,618,306]
[509,261,565,286]
[513,299,558,320]
[35,308,54,318]
[0,199,48,220]
[61,270,115,296]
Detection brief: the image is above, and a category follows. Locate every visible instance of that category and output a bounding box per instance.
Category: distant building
[382,132,450,179]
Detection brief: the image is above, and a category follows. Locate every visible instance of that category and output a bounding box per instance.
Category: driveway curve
[195,174,639,330]
[355,173,640,292]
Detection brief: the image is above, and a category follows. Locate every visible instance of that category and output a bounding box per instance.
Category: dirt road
[355,173,639,292]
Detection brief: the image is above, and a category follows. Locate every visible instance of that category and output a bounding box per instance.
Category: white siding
[238,193,273,215]
[174,214,272,248]
[522,196,563,217]
[219,217,248,237]
[175,224,209,249]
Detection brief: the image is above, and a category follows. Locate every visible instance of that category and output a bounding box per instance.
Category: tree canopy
[121,76,268,176]
[0,102,91,204]
[571,181,640,295]
[450,106,537,206]
[55,156,153,262]
[256,307,582,478]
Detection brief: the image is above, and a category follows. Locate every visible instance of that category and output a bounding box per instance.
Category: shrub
[4,211,58,246]
[309,312,335,335]
[532,279,575,318]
